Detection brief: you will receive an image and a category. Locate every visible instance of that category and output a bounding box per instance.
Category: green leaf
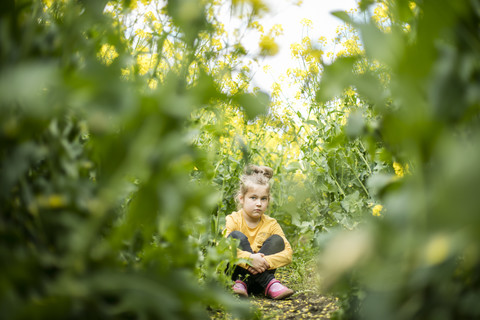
[358,0,375,11]
[235,91,269,120]
[358,22,404,66]
[366,173,396,197]
[316,56,358,103]
[345,111,365,138]
[331,10,355,25]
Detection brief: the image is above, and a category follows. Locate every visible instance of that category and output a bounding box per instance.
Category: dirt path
[249,268,339,319]
[250,292,338,319]
[211,266,339,319]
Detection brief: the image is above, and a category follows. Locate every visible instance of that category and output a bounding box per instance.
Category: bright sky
[243,0,358,92]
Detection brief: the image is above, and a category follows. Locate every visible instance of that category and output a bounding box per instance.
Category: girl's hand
[247,266,258,274]
[249,253,270,274]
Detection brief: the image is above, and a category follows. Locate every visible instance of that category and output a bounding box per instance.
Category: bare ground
[211,265,339,319]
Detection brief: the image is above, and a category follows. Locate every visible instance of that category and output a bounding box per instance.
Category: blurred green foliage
[3,0,480,319]
[0,0,258,318]
[315,0,480,319]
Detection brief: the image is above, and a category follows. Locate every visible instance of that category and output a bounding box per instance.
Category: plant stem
[356,142,372,174]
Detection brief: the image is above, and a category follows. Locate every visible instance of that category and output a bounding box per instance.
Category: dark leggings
[228,230,285,293]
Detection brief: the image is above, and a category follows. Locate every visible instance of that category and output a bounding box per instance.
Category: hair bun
[245,164,273,180]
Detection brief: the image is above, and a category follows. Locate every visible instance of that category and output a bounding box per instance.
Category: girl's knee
[265,234,285,251]
[228,230,248,241]
[228,231,253,252]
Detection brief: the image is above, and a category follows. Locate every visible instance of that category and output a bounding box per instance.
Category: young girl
[224,165,294,300]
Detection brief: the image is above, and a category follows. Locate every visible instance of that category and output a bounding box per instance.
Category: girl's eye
[262,197,268,201]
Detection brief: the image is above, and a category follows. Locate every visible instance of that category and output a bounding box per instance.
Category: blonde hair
[236,165,274,208]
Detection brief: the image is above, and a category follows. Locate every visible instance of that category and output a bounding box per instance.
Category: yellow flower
[153,22,163,32]
[48,195,66,208]
[211,38,223,50]
[249,21,264,33]
[270,24,284,37]
[308,64,319,74]
[271,82,281,99]
[135,29,152,41]
[144,11,157,22]
[259,35,279,56]
[249,0,268,14]
[425,235,450,266]
[36,194,66,209]
[290,43,303,58]
[343,39,362,55]
[148,79,158,89]
[136,54,151,75]
[393,162,404,177]
[372,204,383,216]
[300,18,313,27]
[301,36,311,47]
[98,44,118,66]
[308,48,323,62]
[129,0,139,10]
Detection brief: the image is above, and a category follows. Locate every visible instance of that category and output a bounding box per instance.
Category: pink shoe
[265,279,294,300]
[232,280,248,297]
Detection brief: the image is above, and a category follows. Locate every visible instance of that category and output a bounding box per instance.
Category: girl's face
[239,184,270,222]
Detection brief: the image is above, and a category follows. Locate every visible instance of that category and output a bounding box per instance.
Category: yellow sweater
[224,209,293,270]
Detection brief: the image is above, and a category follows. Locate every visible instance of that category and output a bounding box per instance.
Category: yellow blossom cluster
[98,44,119,66]
[144,10,157,23]
[287,68,307,80]
[249,21,264,33]
[210,101,305,174]
[29,194,67,214]
[372,204,383,216]
[424,234,450,266]
[136,53,156,75]
[270,81,282,101]
[372,2,391,32]
[259,34,279,56]
[300,18,313,28]
[270,24,284,37]
[290,36,320,59]
[148,79,158,89]
[211,38,223,51]
[256,24,283,56]
[334,35,363,59]
[127,0,151,10]
[393,162,409,177]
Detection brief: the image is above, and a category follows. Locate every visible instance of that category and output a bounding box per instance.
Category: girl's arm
[224,214,253,264]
